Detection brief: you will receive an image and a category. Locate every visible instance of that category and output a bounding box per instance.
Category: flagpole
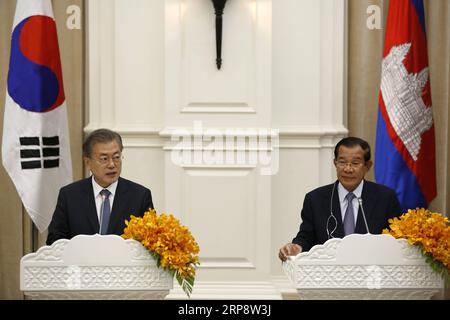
[21,205,38,254]
[32,220,38,252]
[22,205,33,255]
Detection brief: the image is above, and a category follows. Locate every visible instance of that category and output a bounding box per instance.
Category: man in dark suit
[47,129,153,245]
[278,137,401,261]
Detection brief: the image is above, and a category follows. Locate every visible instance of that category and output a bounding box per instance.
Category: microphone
[357,197,370,234]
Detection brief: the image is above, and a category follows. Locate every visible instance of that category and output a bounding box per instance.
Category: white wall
[270,0,348,294]
[86,0,347,299]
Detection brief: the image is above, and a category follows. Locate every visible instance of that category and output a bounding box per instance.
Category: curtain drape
[348,0,450,214]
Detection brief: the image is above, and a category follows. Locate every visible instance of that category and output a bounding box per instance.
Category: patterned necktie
[100,189,111,235]
[343,192,356,236]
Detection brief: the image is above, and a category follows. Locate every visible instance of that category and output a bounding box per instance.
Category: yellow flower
[122,209,200,296]
[383,208,450,277]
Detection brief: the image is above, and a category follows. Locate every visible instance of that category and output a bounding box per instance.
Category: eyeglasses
[94,154,123,166]
[335,160,364,169]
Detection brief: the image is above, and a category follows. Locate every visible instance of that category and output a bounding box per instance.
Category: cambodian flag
[375,0,436,213]
[2,0,72,232]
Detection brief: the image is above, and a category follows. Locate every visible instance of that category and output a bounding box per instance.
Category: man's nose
[106,158,116,167]
[344,165,354,172]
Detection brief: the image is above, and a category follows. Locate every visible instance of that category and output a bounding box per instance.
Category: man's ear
[365,160,373,171]
[83,157,90,170]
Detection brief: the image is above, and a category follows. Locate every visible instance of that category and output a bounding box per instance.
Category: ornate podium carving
[20,234,173,299]
[283,234,443,299]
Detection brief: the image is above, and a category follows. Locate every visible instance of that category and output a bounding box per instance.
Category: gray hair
[82,129,123,158]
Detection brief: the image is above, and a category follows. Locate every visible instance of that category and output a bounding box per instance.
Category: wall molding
[165,0,271,124]
[83,125,348,150]
[180,165,258,271]
[181,104,256,114]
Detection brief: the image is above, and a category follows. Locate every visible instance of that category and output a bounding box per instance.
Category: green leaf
[417,246,450,285]
[175,271,194,297]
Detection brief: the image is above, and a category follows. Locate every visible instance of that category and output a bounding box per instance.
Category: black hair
[82,128,123,158]
[334,137,371,162]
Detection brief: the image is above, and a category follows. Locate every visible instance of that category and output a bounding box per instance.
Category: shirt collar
[338,179,364,203]
[91,176,118,197]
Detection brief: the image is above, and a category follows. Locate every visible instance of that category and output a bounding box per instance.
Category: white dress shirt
[338,180,364,225]
[91,176,117,223]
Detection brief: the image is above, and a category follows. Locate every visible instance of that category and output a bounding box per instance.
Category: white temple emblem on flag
[380,43,433,161]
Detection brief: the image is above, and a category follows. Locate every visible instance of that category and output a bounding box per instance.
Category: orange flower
[383,208,450,272]
[122,209,200,296]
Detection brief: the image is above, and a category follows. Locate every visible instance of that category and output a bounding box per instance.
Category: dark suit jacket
[292,180,401,252]
[46,177,153,245]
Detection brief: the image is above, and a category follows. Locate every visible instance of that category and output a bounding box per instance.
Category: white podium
[20,234,173,299]
[283,234,443,299]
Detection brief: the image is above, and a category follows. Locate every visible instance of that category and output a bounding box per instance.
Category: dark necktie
[343,192,356,235]
[100,189,111,235]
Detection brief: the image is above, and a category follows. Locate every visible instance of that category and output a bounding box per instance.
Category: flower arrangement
[122,209,200,297]
[383,208,449,283]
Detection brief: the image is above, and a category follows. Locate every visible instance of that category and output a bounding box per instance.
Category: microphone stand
[357,198,371,234]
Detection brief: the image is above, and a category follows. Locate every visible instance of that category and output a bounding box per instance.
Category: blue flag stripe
[375,109,427,213]
[410,0,426,35]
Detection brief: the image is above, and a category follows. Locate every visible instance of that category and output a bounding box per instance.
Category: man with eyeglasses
[47,129,153,245]
[278,137,401,261]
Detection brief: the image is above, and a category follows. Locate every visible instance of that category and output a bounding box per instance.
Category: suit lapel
[355,180,375,233]
[108,177,129,234]
[333,187,345,238]
[81,177,100,233]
